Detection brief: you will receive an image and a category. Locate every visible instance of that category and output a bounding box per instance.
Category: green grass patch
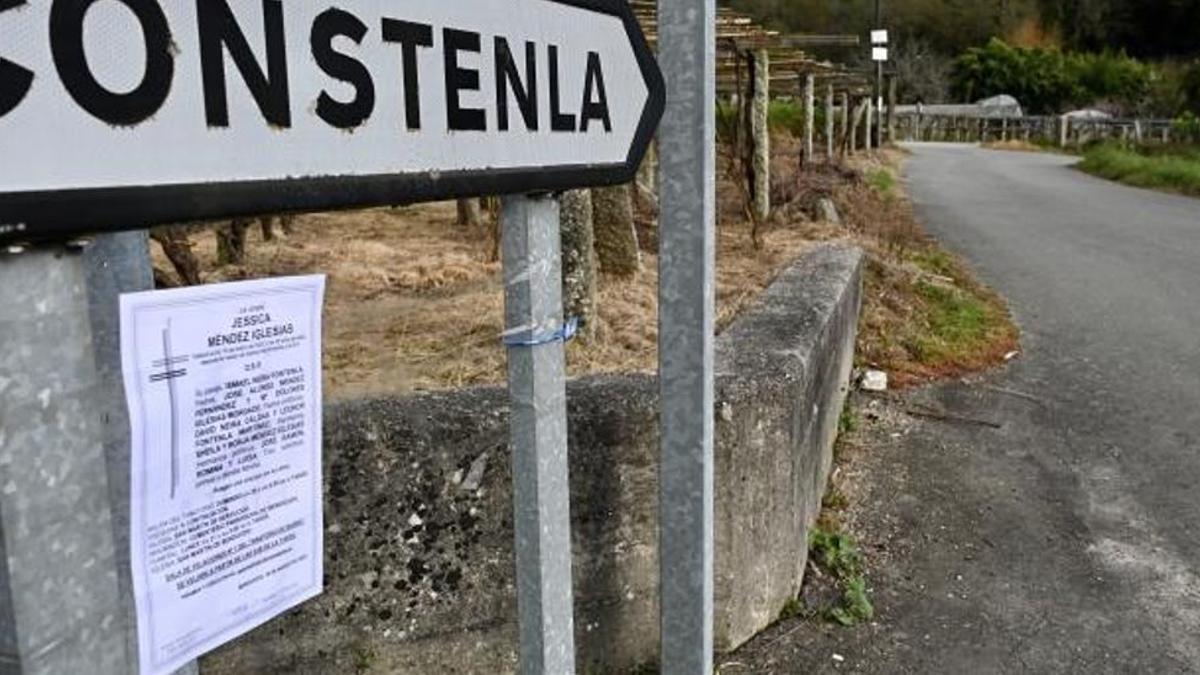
[859,245,1019,386]
[808,526,874,626]
[714,99,828,143]
[866,168,896,196]
[1078,143,1200,196]
[909,248,958,278]
[897,280,992,366]
[778,596,805,621]
[838,402,860,436]
[831,577,874,627]
[915,281,991,360]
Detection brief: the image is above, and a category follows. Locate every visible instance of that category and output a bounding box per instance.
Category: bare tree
[456,198,483,228]
[591,185,640,276]
[892,38,953,104]
[216,219,250,266]
[559,190,597,340]
[150,225,203,286]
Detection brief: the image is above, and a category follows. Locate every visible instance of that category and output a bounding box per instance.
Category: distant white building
[1063,109,1113,120]
[896,94,1025,118]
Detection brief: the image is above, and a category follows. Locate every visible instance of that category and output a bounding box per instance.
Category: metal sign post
[871,23,888,148]
[500,194,576,674]
[657,0,716,671]
[0,233,196,675]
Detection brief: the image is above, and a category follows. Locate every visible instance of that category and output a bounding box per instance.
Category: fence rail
[892,113,1178,147]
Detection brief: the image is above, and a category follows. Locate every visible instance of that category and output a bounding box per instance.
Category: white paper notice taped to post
[120,275,326,675]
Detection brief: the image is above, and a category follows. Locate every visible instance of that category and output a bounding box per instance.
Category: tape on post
[502,316,580,347]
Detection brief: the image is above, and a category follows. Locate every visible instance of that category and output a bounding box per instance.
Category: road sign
[871,29,889,44]
[872,47,889,62]
[0,0,664,243]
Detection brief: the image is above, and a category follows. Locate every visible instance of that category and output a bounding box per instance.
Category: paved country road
[728,144,1200,673]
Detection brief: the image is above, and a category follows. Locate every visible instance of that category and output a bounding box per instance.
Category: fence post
[803,74,815,167]
[840,92,850,155]
[0,233,198,675]
[656,0,716,669]
[886,75,897,143]
[750,49,770,222]
[500,194,576,675]
[849,100,861,155]
[868,97,878,149]
[825,85,835,160]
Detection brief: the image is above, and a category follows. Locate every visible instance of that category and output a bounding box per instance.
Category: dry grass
[156,200,814,400]
[154,142,1017,399]
[833,150,1020,387]
[980,139,1059,153]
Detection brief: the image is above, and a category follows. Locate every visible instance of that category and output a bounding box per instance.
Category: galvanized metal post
[874,0,883,148]
[500,194,576,675]
[657,0,716,670]
[0,232,197,675]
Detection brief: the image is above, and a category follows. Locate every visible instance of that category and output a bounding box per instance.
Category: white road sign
[871,29,889,44]
[120,275,326,675]
[873,47,889,62]
[0,0,664,242]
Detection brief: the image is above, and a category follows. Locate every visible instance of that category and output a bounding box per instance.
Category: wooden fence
[892,113,1178,148]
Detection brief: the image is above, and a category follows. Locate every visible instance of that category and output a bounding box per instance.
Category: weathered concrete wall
[203,244,862,674]
[712,244,862,650]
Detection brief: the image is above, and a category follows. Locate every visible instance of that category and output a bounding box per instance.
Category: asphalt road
[728,144,1200,673]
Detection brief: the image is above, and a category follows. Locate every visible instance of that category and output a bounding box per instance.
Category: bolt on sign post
[0,0,664,673]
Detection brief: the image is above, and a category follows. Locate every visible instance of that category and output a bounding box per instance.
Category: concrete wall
[202,243,862,674]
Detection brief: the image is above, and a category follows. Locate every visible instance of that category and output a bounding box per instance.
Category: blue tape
[502,316,580,347]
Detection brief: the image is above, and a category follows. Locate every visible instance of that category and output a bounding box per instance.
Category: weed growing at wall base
[808,526,875,626]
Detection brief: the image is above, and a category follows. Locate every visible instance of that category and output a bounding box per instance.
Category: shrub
[1172,112,1200,145]
[952,39,1078,114]
[1184,61,1200,113]
[1066,50,1151,112]
[715,99,828,144]
[952,39,1165,116]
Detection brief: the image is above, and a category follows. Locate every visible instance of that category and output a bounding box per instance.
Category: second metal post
[501,194,576,675]
[657,0,717,669]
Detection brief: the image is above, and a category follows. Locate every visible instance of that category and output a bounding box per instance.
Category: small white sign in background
[872,47,889,62]
[871,29,889,44]
[120,275,326,675]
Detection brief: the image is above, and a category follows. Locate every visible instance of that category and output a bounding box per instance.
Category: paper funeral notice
[120,275,325,675]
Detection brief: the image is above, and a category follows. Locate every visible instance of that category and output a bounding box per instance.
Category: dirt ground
[154,200,819,400]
